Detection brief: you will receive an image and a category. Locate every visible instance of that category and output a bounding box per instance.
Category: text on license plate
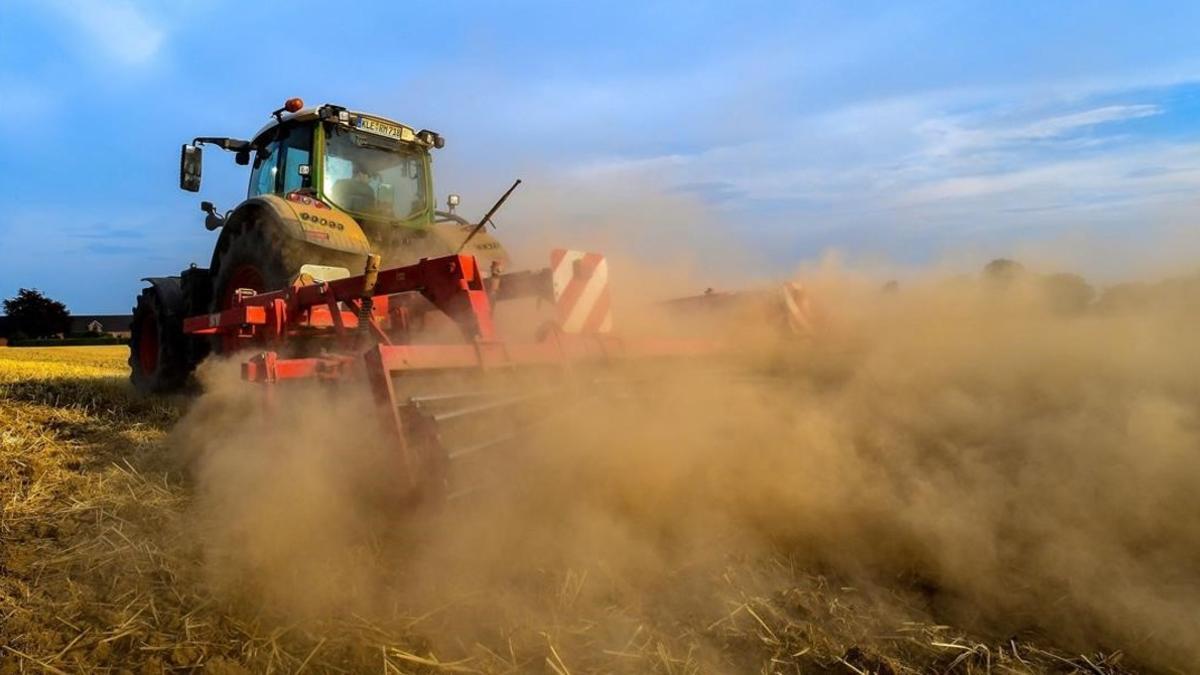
[356,117,406,140]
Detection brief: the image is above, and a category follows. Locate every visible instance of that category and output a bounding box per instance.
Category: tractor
[129,98,509,393]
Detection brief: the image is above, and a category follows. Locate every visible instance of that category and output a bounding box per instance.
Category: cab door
[247,134,280,197]
[279,125,314,194]
[247,124,314,197]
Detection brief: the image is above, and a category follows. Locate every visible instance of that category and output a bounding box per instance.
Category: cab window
[248,135,280,197]
[280,125,313,193]
[322,126,428,219]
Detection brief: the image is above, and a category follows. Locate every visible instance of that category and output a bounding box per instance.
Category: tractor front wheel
[210,222,358,354]
[212,225,294,308]
[209,224,301,354]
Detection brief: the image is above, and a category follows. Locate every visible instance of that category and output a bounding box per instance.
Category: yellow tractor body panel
[429,220,512,271]
[252,194,372,256]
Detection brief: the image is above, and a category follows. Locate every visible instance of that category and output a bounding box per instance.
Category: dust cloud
[171,225,1200,671]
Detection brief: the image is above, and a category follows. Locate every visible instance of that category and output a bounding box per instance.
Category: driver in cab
[331,162,379,213]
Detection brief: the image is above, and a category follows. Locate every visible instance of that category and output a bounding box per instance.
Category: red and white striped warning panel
[550,249,613,334]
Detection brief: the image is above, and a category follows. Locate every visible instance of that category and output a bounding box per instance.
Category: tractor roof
[251,104,410,142]
[242,99,444,149]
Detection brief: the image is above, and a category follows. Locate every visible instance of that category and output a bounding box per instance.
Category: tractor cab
[185,100,442,231]
[178,98,509,274]
[245,103,440,230]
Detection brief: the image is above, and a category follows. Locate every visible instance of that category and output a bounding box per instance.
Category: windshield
[323,126,428,220]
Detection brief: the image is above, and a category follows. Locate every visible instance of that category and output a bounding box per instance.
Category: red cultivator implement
[182,250,717,499]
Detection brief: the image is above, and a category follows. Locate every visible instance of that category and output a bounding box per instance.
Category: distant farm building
[69,315,134,338]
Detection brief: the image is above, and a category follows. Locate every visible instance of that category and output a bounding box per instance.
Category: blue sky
[2,1,1199,311]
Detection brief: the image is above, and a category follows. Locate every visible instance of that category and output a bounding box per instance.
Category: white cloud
[915,103,1166,162]
[1014,104,1163,139]
[544,82,1200,261]
[47,0,165,67]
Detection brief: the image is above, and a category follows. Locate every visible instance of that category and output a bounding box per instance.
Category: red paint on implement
[220,264,267,352]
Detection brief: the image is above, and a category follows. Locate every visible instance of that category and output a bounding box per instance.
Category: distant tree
[3,288,70,339]
[1041,272,1094,314]
[982,258,1027,285]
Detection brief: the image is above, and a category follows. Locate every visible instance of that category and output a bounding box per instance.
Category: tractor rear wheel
[129,283,190,393]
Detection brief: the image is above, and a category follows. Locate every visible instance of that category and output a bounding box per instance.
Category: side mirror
[180,144,202,192]
[447,193,460,213]
[235,149,250,166]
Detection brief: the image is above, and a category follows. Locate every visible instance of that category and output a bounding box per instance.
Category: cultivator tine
[393,377,608,501]
[363,345,422,492]
[446,432,519,461]
[422,389,560,423]
[409,391,516,404]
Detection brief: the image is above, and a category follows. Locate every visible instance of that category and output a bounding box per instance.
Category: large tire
[209,220,357,353]
[129,283,191,393]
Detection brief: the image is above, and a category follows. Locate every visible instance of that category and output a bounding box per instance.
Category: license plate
[355,116,407,140]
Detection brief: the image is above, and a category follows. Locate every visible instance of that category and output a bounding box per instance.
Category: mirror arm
[192,137,251,152]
